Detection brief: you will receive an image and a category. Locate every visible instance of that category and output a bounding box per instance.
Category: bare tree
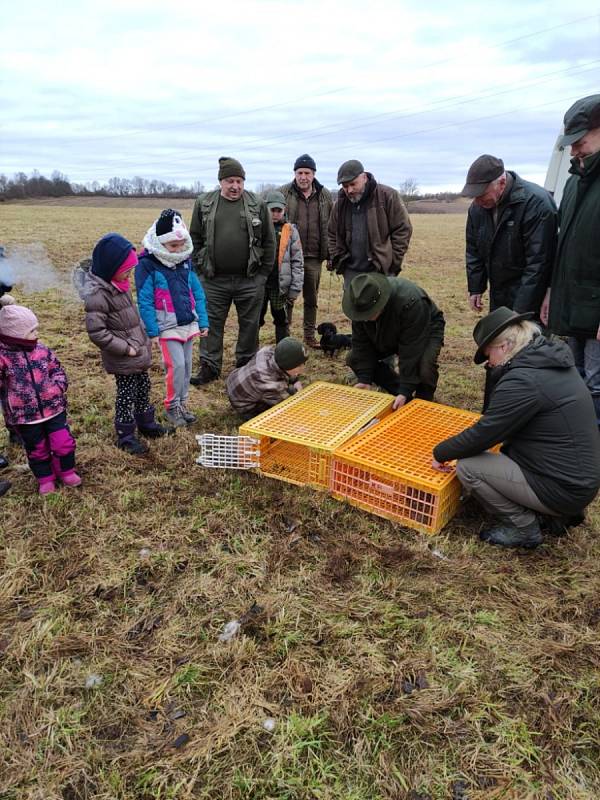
[398,177,420,202]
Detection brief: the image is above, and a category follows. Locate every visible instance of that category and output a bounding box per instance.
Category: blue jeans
[568,336,600,425]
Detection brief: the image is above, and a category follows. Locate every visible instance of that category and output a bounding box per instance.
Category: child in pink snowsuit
[0,304,81,495]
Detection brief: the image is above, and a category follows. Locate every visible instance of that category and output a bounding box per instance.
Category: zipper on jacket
[25,351,45,419]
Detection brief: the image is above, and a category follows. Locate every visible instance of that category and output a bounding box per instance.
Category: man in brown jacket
[328,160,413,288]
[278,154,333,348]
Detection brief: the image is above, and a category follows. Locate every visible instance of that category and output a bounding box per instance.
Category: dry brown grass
[0,201,599,800]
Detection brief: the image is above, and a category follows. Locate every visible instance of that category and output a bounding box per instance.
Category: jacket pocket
[568,285,600,334]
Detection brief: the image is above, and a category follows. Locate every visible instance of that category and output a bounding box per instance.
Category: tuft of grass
[0,203,599,800]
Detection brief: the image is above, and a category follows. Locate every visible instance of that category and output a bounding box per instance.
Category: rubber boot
[115,421,148,455]
[135,406,174,438]
[38,475,57,495]
[479,518,543,549]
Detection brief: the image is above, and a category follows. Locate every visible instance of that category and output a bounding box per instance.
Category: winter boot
[538,512,585,537]
[180,404,197,424]
[165,404,187,428]
[115,421,149,455]
[275,323,290,343]
[190,361,219,386]
[0,454,8,470]
[61,470,82,488]
[135,406,174,438]
[0,479,11,497]
[479,518,543,549]
[38,475,57,495]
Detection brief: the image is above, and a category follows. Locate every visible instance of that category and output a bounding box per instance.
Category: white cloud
[1,0,598,190]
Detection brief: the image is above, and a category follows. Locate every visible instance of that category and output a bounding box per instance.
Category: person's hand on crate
[392,394,407,410]
[354,382,372,390]
[431,458,453,473]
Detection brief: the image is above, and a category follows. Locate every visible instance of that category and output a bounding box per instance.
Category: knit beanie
[0,304,39,338]
[155,209,188,243]
[293,154,317,172]
[274,337,308,371]
[218,157,246,180]
[92,234,136,282]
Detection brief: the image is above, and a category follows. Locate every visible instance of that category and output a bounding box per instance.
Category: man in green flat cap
[343,272,445,410]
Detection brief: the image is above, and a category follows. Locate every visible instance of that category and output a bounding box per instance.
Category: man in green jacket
[189,157,276,385]
[343,273,445,411]
[278,155,333,348]
[542,95,600,426]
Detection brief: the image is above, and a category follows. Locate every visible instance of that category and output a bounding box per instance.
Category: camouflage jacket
[226,346,295,417]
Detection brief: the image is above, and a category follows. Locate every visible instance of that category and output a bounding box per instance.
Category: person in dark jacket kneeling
[432,307,600,548]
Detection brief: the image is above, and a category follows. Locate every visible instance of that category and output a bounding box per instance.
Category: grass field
[1,201,599,800]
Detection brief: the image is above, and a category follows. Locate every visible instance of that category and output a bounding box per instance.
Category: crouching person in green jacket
[342,273,445,410]
[433,307,600,549]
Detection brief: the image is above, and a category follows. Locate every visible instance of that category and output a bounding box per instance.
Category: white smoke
[0,243,76,297]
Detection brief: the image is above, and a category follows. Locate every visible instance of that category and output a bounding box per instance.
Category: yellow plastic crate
[330,399,483,534]
[239,382,394,489]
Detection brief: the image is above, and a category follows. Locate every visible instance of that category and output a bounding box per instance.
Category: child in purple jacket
[0,304,81,495]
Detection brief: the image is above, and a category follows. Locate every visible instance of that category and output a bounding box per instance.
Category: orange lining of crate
[239,382,393,449]
[331,399,482,490]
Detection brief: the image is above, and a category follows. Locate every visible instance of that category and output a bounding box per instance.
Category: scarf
[0,333,37,351]
[142,228,194,268]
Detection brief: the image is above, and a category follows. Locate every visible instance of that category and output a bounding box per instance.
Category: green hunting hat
[337,159,365,184]
[265,190,287,209]
[274,337,308,371]
[218,156,246,180]
[342,273,392,322]
[473,306,535,364]
[461,155,504,197]
[560,94,600,147]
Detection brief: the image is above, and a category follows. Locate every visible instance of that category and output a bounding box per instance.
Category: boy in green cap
[226,337,307,420]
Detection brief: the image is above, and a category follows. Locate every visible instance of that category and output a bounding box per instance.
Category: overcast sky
[1,1,599,192]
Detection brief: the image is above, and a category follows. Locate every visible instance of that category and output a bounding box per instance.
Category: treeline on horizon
[0,170,462,203]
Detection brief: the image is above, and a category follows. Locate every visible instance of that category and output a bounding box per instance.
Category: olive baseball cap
[265,190,286,210]
[560,94,600,147]
[337,159,365,184]
[342,273,392,321]
[461,155,505,198]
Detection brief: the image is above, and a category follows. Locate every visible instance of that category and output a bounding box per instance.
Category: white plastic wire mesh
[195,434,260,469]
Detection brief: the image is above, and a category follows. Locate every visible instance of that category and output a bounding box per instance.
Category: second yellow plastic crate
[239,381,393,489]
[330,399,484,534]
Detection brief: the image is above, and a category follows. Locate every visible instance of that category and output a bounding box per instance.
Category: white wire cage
[195,434,260,470]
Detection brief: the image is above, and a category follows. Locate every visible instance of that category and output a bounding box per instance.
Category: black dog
[317,322,352,357]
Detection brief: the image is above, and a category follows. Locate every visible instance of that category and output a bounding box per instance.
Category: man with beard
[327,160,413,289]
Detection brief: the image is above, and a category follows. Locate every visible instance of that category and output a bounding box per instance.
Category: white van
[544,132,572,205]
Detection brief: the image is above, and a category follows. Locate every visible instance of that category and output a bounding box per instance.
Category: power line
[25,11,599,148]
[72,61,600,174]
